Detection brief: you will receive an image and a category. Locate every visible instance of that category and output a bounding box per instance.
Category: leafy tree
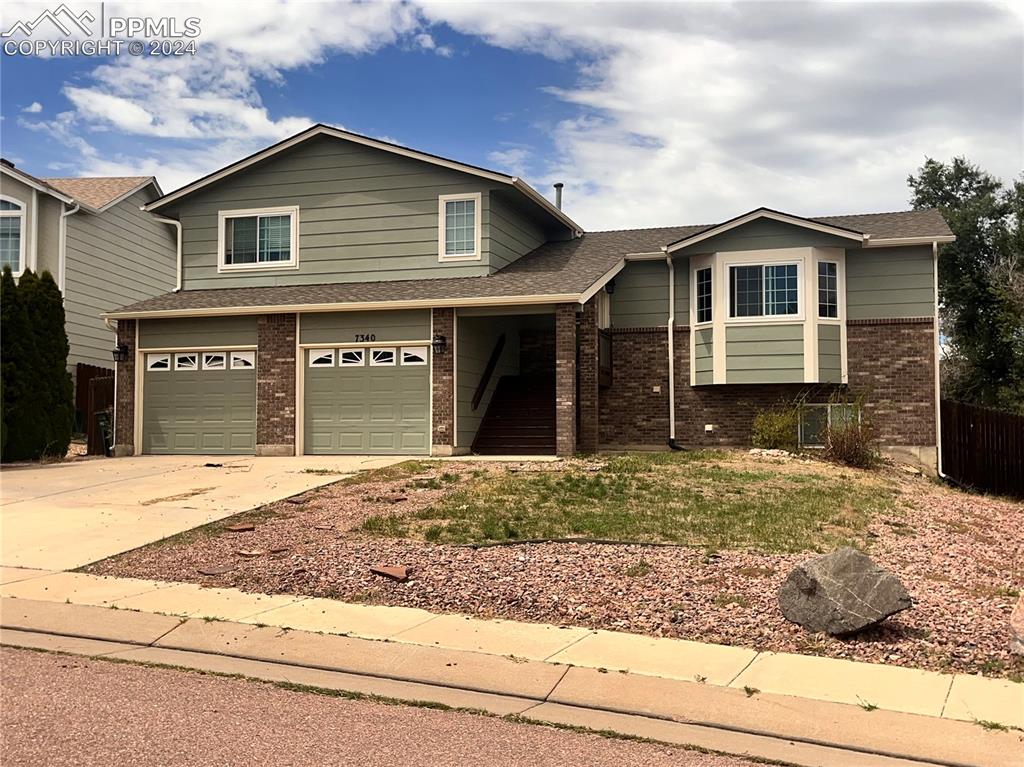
[908,158,1024,413]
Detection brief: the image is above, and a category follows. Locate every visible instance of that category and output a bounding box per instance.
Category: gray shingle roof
[105,209,950,318]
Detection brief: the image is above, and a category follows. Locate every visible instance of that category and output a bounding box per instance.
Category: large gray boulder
[778,548,911,636]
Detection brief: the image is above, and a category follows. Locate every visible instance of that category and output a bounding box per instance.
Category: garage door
[142,350,256,455]
[304,346,429,455]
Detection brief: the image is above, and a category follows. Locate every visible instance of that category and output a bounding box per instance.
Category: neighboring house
[0,160,177,412]
[102,124,952,470]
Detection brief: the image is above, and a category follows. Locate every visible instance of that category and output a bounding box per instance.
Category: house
[0,160,177,421]
[101,124,952,470]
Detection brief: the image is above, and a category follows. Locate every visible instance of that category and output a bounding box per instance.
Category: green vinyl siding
[300,309,430,345]
[725,324,804,384]
[674,260,690,319]
[139,316,257,349]
[488,192,547,271]
[818,324,842,383]
[610,260,668,327]
[845,245,934,319]
[143,364,256,454]
[455,315,527,447]
[63,187,177,370]
[672,218,855,257]
[166,135,557,290]
[694,327,714,386]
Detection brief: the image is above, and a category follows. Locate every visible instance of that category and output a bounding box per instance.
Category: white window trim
[174,352,198,371]
[0,195,27,277]
[437,192,482,262]
[401,346,428,366]
[230,350,256,369]
[816,259,843,322]
[308,348,335,368]
[202,352,227,370]
[217,205,300,272]
[693,265,713,326]
[146,353,171,371]
[338,349,365,366]
[370,347,397,366]
[799,402,862,448]
[723,253,805,325]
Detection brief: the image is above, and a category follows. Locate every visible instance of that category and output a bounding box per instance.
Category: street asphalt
[1,647,758,767]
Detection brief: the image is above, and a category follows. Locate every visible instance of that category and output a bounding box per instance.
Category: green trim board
[300,309,430,345]
[139,316,257,348]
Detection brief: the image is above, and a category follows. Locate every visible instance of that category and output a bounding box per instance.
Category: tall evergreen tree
[37,271,74,457]
[2,269,47,460]
[908,158,1024,413]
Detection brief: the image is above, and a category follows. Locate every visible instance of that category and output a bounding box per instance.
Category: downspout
[666,253,683,450]
[58,203,80,295]
[933,240,946,478]
[150,214,183,291]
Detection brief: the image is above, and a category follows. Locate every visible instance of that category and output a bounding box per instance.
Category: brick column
[256,313,296,456]
[555,303,577,456]
[431,307,455,455]
[113,319,136,456]
[577,297,599,453]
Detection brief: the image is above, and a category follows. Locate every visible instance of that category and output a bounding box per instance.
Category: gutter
[665,252,683,451]
[58,202,80,294]
[933,240,946,479]
[149,214,183,291]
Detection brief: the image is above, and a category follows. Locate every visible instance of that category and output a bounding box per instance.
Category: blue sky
[1,1,1021,230]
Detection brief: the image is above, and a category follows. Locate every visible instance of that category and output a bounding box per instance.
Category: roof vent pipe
[553,182,564,210]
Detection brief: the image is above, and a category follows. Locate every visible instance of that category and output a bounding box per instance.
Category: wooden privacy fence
[940,400,1024,498]
[86,375,114,456]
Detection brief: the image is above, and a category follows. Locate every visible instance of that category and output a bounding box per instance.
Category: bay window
[696,267,712,324]
[729,263,799,318]
[818,261,838,318]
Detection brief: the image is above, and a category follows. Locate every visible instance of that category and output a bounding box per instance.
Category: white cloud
[21,102,42,113]
[415,32,453,57]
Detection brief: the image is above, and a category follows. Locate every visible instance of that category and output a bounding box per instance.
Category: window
[729,263,799,318]
[438,193,480,260]
[146,353,170,371]
[0,197,25,274]
[230,351,256,369]
[308,349,335,367]
[174,353,198,371]
[799,403,860,447]
[401,347,428,365]
[219,207,298,269]
[370,348,396,366]
[818,261,838,318]
[202,352,226,370]
[339,349,364,366]
[696,267,712,324]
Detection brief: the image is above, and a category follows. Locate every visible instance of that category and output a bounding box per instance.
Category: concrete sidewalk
[1,567,1020,762]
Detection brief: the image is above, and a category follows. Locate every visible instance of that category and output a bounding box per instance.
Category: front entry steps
[472,374,556,455]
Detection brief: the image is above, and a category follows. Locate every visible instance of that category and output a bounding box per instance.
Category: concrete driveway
[0,455,407,570]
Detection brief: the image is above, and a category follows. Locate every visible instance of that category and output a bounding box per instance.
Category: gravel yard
[87,452,1024,679]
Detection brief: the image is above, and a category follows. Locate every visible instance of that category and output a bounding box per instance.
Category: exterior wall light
[431,334,447,356]
[111,344,130,363]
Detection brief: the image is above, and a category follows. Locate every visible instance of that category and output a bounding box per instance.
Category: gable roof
[141,123,582,235]
[42,175,159,212]
[0,160,75,204]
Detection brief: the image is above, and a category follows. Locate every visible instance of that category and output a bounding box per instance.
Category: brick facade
[598,320,935,450]
[554,303,577,456]
[256,313,296,456]
[113,319,136,455]
[847,318,936,446]
[431,307,455,452]
[577,297,600,453]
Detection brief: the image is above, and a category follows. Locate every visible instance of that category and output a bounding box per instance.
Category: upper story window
[729,263,799,318]
[438,193,481,261]
[696,267,712,324]
[218,206,299,271]
[818,261,838,318]
[0,197,25,275]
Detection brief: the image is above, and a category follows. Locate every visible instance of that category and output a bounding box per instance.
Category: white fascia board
[665,209,866,254]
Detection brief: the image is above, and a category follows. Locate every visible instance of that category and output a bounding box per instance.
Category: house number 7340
[354,333,376,342]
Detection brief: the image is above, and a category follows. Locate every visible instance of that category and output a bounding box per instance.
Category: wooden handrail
[472,333,506,411]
